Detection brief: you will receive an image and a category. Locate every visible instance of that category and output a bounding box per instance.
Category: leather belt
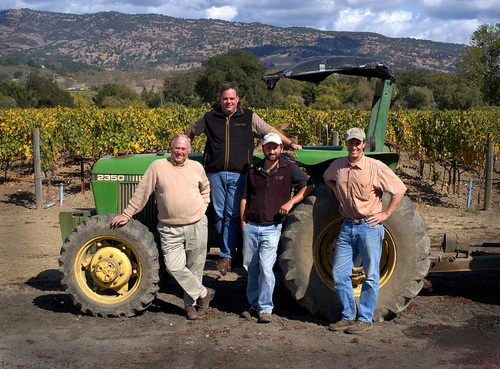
[345,217,365,224]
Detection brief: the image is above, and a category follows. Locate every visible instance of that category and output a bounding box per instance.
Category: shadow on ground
[421,269,500,306]
[2,190,35,208]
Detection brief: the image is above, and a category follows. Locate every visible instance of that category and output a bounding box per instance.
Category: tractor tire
[59,214,160,317]
[280,184,430,322]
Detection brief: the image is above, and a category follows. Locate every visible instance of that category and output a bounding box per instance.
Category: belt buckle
[346,218,363,224]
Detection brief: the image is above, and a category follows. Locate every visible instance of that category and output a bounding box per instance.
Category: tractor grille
[118,182,158,229]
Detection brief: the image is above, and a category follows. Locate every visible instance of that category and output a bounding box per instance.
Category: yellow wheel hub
[74,236,141,303]
[90,247,133,291]
[313,218,397,297]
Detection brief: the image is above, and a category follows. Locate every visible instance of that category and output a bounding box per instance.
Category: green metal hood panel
[90,152,265,216]
[296,147,397,168]
[92,153,204,175]
[295,146,347,165]
[91,152,264,175]
[296,147,400,185]
[91,153,203,215]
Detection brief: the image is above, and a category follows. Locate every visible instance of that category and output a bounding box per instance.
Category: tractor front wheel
[58,214,160,317]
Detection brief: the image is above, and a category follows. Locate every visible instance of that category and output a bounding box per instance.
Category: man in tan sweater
[111,134,214,320]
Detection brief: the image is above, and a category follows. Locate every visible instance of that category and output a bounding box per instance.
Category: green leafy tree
[141,88,163,108]
[427,72,456,98]
[0,81,33,107]
[301,84,317,106]
[27,58,42,69]
[304,75,373,110]
[0,94,17,108]
[393,70,431,108]
[163,70,203,107]
[93,83,144,108]
[310,85,341,110]
[195,50,268,108]
[265,78,305,109]
[27,75,74,108]
[335,76,374,110]
[457,23,500,106]
[406,86,436,110]
[439,83,481,110]
[71,90,97,108]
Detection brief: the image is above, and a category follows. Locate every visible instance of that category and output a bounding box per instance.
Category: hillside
[0,9,464,73]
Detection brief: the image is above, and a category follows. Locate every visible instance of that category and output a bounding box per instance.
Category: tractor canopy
[262,56,395,89]
[262,55,399,184]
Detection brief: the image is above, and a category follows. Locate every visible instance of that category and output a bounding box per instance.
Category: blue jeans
[207,171,246,259]
[332,219,385,322]
[242,222,282,314]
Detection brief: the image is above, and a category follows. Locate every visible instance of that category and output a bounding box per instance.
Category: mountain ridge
[0,8,465,73]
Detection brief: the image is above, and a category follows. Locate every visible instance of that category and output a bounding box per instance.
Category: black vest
[245,158,293,224]
[203,106,255,173]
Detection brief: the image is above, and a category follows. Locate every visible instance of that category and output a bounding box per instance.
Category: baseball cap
[262,132,282,146]
[345,127,366,142]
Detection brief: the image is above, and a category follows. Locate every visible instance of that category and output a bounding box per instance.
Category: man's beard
[264,152,281,162]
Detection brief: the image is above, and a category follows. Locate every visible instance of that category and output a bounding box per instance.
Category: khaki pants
[157,215,208,306]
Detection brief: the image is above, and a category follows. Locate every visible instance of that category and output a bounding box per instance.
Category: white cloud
[206,6,238,21]
[0,0,498,44]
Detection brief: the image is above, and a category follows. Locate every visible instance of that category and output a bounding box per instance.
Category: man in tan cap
[323,127,406,334]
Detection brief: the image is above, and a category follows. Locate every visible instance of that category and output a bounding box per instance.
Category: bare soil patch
[0,157,499,368]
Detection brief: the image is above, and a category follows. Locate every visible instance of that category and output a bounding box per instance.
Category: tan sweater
[123,158,210,226]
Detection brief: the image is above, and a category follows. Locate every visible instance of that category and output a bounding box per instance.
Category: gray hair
[220,82,239,97]
[171,134,191,153]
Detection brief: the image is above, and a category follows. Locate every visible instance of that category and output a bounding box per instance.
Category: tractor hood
[262,55,395,89]
[92,152,203,176]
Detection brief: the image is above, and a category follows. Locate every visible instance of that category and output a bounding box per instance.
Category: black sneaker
[240,309,258,319]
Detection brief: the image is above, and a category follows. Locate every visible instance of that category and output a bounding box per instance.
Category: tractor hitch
[429,233,500,273]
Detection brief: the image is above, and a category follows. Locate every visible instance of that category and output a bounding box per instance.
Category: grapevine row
[1,106,498,172]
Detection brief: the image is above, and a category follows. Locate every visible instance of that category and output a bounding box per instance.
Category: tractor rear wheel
[59,214,160,317]
[280,184,430,322]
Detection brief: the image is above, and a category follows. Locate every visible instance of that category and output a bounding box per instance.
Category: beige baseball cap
[262,132,282,146]
[345,127,366,142]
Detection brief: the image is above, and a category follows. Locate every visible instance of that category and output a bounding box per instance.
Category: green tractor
[58,56,430,321]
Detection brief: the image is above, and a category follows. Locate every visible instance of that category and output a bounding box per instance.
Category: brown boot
[328,319,355,332]
[345,321,373,334]
[217,258,232,276]
[197,288,215,316]
[258,312,272,323]
[185,305,199,320]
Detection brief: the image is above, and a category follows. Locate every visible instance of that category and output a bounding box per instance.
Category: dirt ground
[0,158,499,369]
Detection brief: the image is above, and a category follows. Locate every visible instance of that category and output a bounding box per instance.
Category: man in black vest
[240,133,313,323]
[186,83,302,276]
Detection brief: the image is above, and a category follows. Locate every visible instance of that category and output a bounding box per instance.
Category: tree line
[0,23,498,110]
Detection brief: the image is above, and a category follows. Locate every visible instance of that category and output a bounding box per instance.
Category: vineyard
[1,106,499,178]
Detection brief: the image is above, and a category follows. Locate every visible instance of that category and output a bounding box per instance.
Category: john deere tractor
[59,56,431,320]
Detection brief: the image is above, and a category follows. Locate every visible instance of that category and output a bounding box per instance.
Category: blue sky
[2,0,499,45]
